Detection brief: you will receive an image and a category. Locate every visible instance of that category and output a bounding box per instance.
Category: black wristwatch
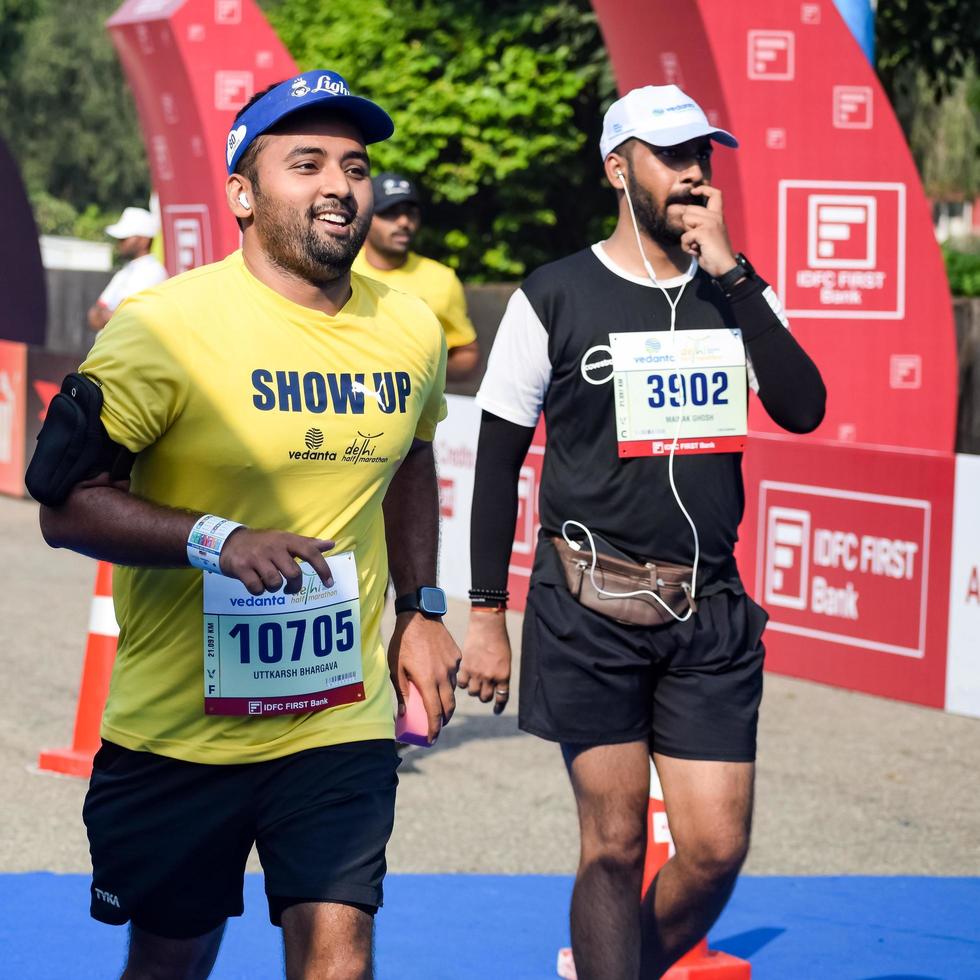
[394,586,448,619]
[713,253,756,295]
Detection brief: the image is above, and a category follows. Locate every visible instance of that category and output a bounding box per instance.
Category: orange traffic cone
[37,561,118,778]
[641,761,750,978]
[557,760,751,979]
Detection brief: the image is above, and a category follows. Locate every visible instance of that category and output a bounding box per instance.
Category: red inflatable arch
[591,0,959,709]
[107,0,298,278]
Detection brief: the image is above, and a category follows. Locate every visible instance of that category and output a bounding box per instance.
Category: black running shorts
[519,581,768,761]
[83,739,399,939]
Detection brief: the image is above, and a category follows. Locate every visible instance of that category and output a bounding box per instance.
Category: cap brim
[267,92,394,145]
[376,193,420,212]
[634,122,738,149]
[603,123,739,160]
[709,128,738,148]
[105,223,153,238]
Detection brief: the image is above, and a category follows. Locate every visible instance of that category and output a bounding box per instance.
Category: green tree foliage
[26,190,80,237]
[265,0,615,280]
[876,0,979,111]
[0,0,149,235]
[876,1,979,225]
[0,0,40,84]
[943,243,980,297]
[907,66,980,201]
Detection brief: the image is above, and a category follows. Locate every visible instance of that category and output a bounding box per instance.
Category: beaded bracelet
[469,587,509,611]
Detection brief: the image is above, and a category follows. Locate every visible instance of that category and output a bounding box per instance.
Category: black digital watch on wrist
[713,253,756,295]
[394,586,448,619]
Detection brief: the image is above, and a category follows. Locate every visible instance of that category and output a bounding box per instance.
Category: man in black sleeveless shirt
[459,85,825,978]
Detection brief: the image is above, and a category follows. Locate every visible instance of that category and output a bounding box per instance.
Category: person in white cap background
[86,205,168,331]
[459,84,826,977]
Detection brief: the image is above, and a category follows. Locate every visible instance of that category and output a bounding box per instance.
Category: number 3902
[647,370,729,409]
[228,611,354,665]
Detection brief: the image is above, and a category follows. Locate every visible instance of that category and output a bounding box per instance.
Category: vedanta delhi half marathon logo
[344,431,388,464]
[288,428,336,461]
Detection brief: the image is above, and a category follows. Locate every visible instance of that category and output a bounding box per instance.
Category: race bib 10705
[202,551,365,717]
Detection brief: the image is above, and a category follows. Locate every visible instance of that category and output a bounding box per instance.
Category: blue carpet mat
[1,874,977,978]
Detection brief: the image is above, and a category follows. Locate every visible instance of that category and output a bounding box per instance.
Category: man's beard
[626,172,703,249]
[254,192,371,285]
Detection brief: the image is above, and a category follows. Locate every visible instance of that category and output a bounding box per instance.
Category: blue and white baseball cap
[600,84,737,160]
[226,70,394,174]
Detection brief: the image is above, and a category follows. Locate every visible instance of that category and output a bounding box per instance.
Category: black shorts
[83,739,399,939]
[518,581,768,762]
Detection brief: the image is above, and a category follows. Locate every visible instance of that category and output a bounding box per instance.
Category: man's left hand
[678,185,739,278]
[387,613,461,744]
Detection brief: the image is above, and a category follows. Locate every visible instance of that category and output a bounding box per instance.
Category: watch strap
[394,587,447,618]
[714,253,755,295]
[394,592,421,615]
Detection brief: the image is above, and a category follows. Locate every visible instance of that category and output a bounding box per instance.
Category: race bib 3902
[611,329,747,457]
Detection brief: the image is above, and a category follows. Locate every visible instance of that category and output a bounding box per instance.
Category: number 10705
[228,611,355,665]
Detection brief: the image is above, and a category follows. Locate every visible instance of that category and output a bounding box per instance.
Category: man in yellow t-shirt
[353,172,480,382]
[34,71,460,978]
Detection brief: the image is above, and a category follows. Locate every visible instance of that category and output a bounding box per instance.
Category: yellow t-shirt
[352,251,477,351]
[80,250,447,764]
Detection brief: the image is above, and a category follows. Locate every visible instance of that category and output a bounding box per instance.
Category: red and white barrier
[946,453,980,717]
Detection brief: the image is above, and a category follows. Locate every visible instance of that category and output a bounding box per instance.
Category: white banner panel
[433,394,481,599]
[946,453,980,718]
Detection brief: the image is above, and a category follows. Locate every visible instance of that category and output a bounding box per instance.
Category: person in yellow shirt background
[354,172,480,382]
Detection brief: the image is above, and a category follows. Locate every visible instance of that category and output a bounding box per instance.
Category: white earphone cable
[558,170,700,621]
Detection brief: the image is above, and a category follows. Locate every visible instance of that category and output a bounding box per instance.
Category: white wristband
[187,514,245,574]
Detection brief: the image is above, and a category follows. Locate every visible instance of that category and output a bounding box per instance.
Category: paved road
[1,494,977,876]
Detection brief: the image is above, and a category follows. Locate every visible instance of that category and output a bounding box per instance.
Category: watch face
[419,587,448,616]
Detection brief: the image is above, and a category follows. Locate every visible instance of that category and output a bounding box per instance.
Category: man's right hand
[458,610,513,714]
[219,529,335,596]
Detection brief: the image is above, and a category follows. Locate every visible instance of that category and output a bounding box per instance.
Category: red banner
[591,0,957,454]
[737,435,953,707]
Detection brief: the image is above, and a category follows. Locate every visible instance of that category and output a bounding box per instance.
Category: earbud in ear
[616,169,626,183]
[238,193,250,210]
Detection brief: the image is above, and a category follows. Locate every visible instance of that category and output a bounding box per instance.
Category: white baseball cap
[105,207,159,240]
[600,84,738,160]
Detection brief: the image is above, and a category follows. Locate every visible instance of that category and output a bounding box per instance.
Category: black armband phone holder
[25,372,135,506]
